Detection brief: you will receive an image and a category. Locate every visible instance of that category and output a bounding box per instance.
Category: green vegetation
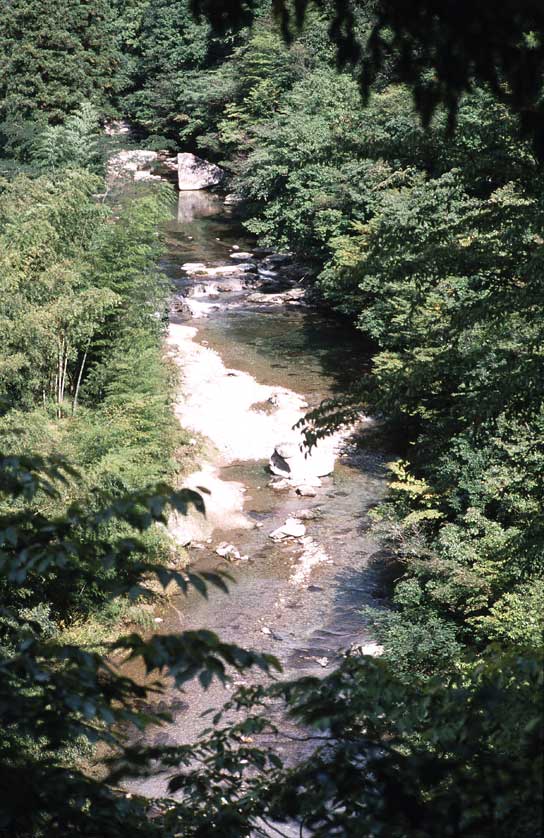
[0,167,190,630]
[0,1,542,835]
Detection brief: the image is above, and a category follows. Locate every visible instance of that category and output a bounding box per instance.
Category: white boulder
[269,440,336,483]
[178,153,225,191]
[181,262,208,274]
[104,120,132,136]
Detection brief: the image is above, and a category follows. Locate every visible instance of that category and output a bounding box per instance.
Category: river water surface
[129,190,389,804]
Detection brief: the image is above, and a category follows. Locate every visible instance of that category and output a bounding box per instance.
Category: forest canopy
[0,1,542,836]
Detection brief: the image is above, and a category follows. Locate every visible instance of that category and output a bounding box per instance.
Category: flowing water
[128,190,389,803]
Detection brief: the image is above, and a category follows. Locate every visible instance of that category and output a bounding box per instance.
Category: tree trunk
[72,340,90,415]
[57,338,68,419]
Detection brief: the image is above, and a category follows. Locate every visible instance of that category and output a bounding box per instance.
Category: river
[127,188,389,806]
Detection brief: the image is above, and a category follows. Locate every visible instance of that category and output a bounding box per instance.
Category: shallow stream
[129,190,389,800]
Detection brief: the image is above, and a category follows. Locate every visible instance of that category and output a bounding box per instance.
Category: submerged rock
[290,536,331,585]
[178,152,225,190]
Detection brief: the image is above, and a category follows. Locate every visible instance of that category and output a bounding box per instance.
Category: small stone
[316,657,329,668]
[296,485,318,497]
[154,617,163,624]
[268,478,291,491]
[215,542,241,560]
[261,626,271,635]
[269,517,306,540]
[297,508,317,520]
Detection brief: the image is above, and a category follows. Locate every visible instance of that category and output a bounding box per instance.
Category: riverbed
[128,189,388,800]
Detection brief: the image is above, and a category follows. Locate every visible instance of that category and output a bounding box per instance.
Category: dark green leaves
[116,629,280,687]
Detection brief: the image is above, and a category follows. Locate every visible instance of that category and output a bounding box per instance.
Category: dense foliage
[0,1,542,835]
[0,452,278,836]
[0,165,195,626]
[120,4,543,829]
[190,0,544,156]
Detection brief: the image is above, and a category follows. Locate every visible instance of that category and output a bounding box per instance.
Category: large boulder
[178,153,225,191]
[269,439,336,483]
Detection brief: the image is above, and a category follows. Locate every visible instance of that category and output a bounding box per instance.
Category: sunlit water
[127,191,389,809]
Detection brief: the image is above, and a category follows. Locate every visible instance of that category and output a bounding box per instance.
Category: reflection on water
[163,191,253,268]
[175,189,220,223]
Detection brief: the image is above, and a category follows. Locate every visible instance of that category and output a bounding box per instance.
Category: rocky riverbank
[122,172,388,809]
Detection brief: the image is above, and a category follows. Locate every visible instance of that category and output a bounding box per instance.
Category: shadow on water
[195,308,372,405]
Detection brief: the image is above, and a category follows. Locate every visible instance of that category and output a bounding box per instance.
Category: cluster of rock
[175,248,310,316]
[267,434,339,496]
[106,149,161,183]
[107,148,226,192]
